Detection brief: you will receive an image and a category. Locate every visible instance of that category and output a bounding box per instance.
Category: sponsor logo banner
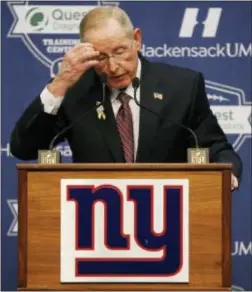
[11,5,95,34]
[141,43,252,58]
[141,7,251,59]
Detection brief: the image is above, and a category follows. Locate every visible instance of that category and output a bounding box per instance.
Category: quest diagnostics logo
[7,1,118,77]
[9,4,96,34]
[25,7,49,32]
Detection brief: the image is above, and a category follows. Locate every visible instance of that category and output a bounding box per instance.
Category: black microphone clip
[100,73,108,103]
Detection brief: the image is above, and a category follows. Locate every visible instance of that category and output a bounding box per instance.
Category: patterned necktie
[116,91,134,163]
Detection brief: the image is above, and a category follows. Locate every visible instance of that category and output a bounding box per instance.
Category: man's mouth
[110,74,126,80]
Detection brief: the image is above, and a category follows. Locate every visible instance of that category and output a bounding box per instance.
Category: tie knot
[117,91,131,105]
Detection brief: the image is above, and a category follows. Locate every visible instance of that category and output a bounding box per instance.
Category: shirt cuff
[40,85,64,115]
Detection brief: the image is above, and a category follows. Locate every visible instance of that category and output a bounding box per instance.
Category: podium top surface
[16,163,232,171]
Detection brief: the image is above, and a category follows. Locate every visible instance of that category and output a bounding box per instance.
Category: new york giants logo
[61,179,189,283]
[179,8,222,38]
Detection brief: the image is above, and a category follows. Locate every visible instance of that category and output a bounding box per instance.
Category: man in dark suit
[10,6,242,190]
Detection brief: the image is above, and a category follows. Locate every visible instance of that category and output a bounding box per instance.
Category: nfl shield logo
[38,150,60,164]
[187,148,209,164]
[60,179,189,283]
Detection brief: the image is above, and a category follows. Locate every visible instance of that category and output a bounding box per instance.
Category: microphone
[47,73,108,152]
[100,72,107,103]
[132,77,209,163]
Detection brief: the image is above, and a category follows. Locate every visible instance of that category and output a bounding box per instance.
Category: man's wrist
[48,77,69,97]
[40,85,64,114]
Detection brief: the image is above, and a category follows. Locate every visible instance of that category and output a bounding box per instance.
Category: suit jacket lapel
[136,58,165,162]
[93,85,125,162]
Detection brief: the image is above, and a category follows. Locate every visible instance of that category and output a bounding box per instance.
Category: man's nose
[108,57,118,73]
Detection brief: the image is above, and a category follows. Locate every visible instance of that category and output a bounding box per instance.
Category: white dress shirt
[40,58,142,160]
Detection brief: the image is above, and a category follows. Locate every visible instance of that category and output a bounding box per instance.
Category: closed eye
[114,48,126,55]
[98,54,107,61]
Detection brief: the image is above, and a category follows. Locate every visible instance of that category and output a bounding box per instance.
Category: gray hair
[79,6,134,41]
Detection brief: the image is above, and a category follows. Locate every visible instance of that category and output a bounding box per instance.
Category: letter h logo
[179,8,222,38]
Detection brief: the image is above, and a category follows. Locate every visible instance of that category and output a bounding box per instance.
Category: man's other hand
[231,173,239,191]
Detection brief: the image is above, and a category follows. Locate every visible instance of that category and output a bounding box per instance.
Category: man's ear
[133,28,142,51]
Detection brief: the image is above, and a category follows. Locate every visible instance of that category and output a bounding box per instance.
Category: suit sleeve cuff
[40,85,64,115]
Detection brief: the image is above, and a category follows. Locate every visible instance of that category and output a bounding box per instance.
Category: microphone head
[100,72,108,84]
[132,77,140,89]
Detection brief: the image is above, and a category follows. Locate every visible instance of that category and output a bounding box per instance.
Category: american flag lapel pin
[153,92,163,100]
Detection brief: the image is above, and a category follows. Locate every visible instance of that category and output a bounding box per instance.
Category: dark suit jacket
[10,56,242,179]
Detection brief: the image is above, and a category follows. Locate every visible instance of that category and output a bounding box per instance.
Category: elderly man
[10,6,242,190]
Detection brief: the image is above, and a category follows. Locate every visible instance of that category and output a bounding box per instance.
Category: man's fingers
[73,45,96,57]
[66,46,99,65]
[70,43,99,58]
[68,51,99,67]
[54,42,100,90]
[75,59,99,72]
[71,42,95,52]
[65,42,96,59]
[80,50,100,62]
[231,174,239,191]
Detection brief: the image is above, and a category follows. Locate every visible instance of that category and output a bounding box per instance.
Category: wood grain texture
[18,169,27,288]
[16,163,232,171]
[222,170,232,287]
[17,165,231,291]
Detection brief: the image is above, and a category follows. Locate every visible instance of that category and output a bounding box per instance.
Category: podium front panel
[18,165,230,291]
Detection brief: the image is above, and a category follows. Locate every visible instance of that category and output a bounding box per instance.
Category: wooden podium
[17,163,232,291]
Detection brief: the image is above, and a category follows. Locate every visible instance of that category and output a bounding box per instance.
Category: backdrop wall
[1,1,251,291]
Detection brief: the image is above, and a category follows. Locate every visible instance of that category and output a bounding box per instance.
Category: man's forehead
[88,31,127,43]
[84,19,128,43]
